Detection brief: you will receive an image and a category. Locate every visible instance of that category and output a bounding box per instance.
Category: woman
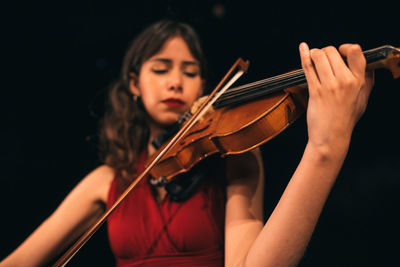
[1,20,373,266]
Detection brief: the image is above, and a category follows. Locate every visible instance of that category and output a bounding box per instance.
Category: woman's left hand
[299,42,374,152]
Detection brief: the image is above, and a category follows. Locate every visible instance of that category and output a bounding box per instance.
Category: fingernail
[300,42,309,52]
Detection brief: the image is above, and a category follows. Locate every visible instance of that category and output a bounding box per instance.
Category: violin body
[149,85,308,180]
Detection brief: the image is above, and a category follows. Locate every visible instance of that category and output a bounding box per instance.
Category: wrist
[306,136,350,163]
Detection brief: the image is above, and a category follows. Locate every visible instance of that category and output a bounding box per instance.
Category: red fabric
[107,151,226,267]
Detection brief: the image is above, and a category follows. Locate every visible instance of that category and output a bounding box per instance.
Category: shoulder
[87,164,116,180]
[225,148,264,189]
[224,148,264,216]
[77,164,116,204]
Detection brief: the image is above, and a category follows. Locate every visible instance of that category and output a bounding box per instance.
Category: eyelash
[151,69,198,78]
[152,70,167,74]
[184,72,198,78]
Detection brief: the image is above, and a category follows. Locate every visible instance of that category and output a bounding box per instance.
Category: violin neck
[213,69,306,108]
[214,45,400,108]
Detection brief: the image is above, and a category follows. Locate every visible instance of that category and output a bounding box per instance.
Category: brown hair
[99,20,206,185]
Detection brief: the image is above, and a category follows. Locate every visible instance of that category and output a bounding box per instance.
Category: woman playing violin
[1,20,374,266]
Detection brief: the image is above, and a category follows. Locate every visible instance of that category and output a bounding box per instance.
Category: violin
[148,45,400,180]
[53,45,400,267]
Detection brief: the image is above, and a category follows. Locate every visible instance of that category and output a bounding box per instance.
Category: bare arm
[225,148,265,267]
[1,165,114,267]
[225,43,374,267]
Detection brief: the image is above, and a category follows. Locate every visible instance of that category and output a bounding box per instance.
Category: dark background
[1,1,399,266]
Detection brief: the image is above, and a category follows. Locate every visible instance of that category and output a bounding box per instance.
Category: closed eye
[152,69,168,74]
[184,72,198,78]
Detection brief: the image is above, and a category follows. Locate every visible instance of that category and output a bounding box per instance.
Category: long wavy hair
[99,20,206,185]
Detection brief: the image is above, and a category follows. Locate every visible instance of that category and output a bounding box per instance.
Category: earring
[133,94,138,102]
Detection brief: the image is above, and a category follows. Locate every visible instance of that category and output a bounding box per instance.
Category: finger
[322,46,352,78]
[339,44,366,79]
[365,70,375,88]
[364,70,374,97]
[299,42,320,91]
[310,48,339,87]
[359,70,374,97]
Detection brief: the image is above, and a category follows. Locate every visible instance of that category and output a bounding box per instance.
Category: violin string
[240,71,305,91]
[229,70,304,95]
[220,73,305,104]
[214,70,306,107]
[221,70,304,98]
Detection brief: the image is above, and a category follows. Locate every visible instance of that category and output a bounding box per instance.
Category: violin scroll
[365,45,400,78]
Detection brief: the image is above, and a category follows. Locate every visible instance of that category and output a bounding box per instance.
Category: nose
[168,69,183,92]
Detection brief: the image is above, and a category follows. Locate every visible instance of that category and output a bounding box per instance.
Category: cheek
[139,76,163,103]
[141,96,157,113]
[185,80,203,103]
[140,91,161,117]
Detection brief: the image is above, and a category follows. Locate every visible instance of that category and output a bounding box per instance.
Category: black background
[1,1,399,266]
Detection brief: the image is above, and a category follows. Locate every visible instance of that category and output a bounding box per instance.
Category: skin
[129,37,205,202]
[129,36,204,146]
[229,43,374,267]
[0,38,373,267]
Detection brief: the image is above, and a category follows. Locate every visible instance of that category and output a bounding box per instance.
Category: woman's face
[130,36,204,130]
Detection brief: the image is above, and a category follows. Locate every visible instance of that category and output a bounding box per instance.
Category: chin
[151,109,186,128]
[155,116,180,128]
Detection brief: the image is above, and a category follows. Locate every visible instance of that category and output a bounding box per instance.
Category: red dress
[107,151,226,266]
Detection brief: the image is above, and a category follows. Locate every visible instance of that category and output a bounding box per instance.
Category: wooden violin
[148,45,400,180]
[53,44,400,266]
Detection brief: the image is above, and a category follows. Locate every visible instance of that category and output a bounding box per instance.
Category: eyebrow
[150,58,199,66]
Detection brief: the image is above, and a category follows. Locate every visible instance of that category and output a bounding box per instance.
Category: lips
[162,98,185,108]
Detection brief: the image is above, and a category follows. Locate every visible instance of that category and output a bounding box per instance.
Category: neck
[148,121,164,156]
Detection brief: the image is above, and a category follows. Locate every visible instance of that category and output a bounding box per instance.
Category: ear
[128,72,141,97]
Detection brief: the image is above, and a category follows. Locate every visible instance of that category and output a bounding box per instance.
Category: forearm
[244,139,350,267]
[1,166,113,267]
[1,205,104,267]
